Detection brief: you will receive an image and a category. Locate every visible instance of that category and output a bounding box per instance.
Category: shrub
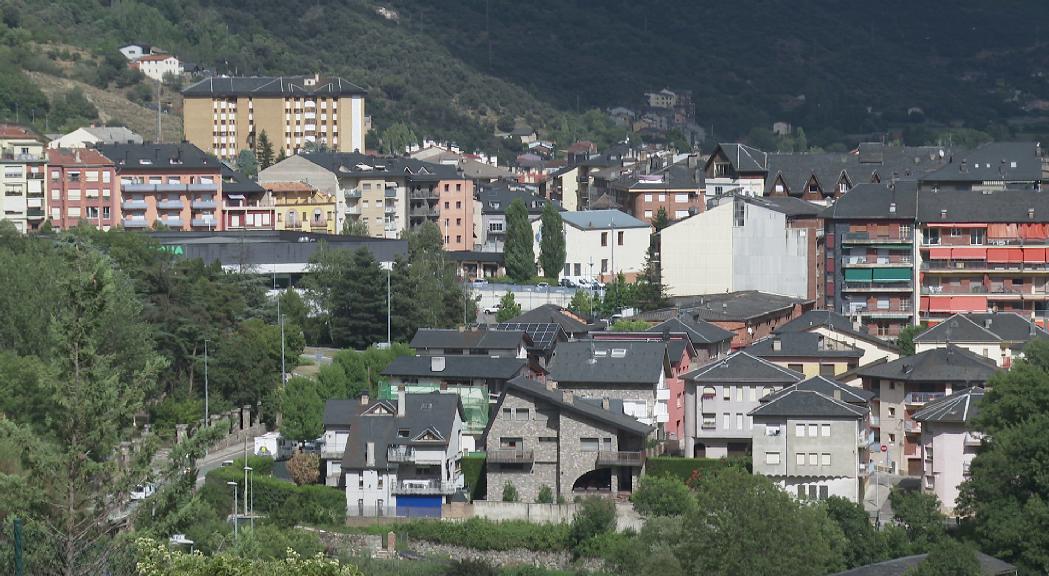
[630,474,695,517]
[502,481,519,502]
[644,456,749,485]
[201,460,342,527]
[569,497,616,551]
[343,518,571,551]
[536,485,553,504]
[461,453,486,501]
[287,451,320,486]
[444,559,498,576]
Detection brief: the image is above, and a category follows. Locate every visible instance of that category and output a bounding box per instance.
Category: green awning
[873,268,911,282]
[844,269,873,282]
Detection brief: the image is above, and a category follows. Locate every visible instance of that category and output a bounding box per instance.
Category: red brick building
[46,148,120,230]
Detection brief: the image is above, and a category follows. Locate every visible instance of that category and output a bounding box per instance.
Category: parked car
[560,278,578,288]
[536,281,549,288]
[484,303,502,315]
[130,483,156,501]
[470,278,488,287]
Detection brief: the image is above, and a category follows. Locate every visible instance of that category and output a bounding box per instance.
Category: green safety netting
[379,382,490,434]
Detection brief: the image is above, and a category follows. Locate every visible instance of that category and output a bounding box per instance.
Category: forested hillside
[3,0,1049,150]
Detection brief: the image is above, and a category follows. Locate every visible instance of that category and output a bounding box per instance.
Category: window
[701,414,716,429]
[102,206,110,219]
[765,452,781,465]
[970,228,985,245]
[514,408,530,421]
[675,193,689,203]
[645,194,653,202]
[821,453,831,466]
[888,406,896,417]
[675,210,689,219]
[809,485,819,500]
[787,363,803,373]
[808,453,818,466]
[563,263,571,276]
[723,413,731,429]
[644,210,653,219]
[444,202,449,209]
[796,423,806,437]
[819,364,836,376]
[736,413,743,430]
[456,183,462,192]
[574,263,581,276]
[601,259,608,273]
[877,298,890,310]
[398,429,410,438]
[797,485,805,499]
[702,386,716,399]
[50,170,60,180]
[68,171,81,183]
[723,386,732,400]
[736,387,744,402]
[796,453,805,466]
[733,200,745,227]
[762,386,775,398]
[808,424,818,437]
[617,231,624,245]
[819,485,829,499]
[888,433,896,443]
[580,438,600,452]
[925,227,940,245]
[601,232,608,246]
[502,408,512,417]
[658,194,666,202]
[821,424,831,437]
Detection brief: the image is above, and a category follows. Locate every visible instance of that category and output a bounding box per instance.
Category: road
[195,442,257,487]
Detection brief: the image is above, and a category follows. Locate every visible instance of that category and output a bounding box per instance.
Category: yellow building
[748,333,864,378]
[182,74,367,162]
[264,181,338,234]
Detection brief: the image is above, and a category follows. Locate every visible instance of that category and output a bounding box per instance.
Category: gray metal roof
[922,142,1041,183]
[381,355,528,380]
[683,351,804,383]
[183,75,366,97]
[915,313,1049,347]
[828,551,1016,576]
[750,389,867,419]
[334,393,462,470]
[913,386,985,424]
[95,142,221,170]
[822,180,919,221]
[762,375,875,405]
[302,152,461,180]
[916,187,1049,223]
[507,304,590,335]
[493,377,653,436]
[668,291,810,323]
[560,209,650,230]
[548,341,668,386]
[409,329,531,351]
[856,345,998,384]
[710,143,769,173]
[646,316,734,345]
[776,310,900,351]
[746,333,863,359]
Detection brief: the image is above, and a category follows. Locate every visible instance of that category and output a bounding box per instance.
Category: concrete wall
[259,155,340,199]
[921,422,978,514]
[660,201,733,296]
[531,216,649,281]
[731,201,809,298]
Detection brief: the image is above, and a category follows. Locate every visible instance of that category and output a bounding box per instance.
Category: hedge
[201,458,343,526]
[645,456,750,483]
[461,453,486,501]
[346,518,571,551]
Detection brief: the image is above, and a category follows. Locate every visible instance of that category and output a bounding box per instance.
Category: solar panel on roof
[496,322,560,350]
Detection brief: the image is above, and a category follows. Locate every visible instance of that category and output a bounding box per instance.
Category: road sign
[880,444,888,452]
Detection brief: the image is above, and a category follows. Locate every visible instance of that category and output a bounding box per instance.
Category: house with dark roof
[703,143,769,197]
[646,315,734,362]
[682,351,803,458]
[323,392,465,517]
[914,312,1049,367]
[920,141,1043,193]
[657,194,820,300]
[532,209,651,282]
[775,310,900,371]
[609,155,704,225]
[830,550,1016,576]
[476,182,553,251]
[914,386,985,514]
[750,375,873,503]
[547,341,672,433]
[483,376,652,502]
[856,345,998,476]
[409,328,530,359]
[493,322,569,362]
[506,304,591,338]
[746,333,864,379]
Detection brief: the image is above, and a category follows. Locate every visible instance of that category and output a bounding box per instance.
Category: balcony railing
[188,183,218,192]
[122,183,155,193]
[595,451,645,467]
[842,282,913,292]
[904,420,922,434]
[191,199,216,209]
[26,207,44,219]
[391,479,457,495]
[844,232,913,243]
[904,392,945,406]
[964,432,982,447]
[191,218,217,228]
[921,285,1032,296]
[487,448,534,464]
[156,183,187,192]
[845,256,913,266]
[345,189,362,199]
[161,218,183,228]
[123,219,148,228]
[320,446,344,460]
[157,200,184,210]
[387,447,415,463]
[409,190,438,200]
[122,200,148,210]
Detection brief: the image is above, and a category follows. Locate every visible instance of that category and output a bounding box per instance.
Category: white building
[130,54,184,82]
[0,125,46,233]
[702,143,768,197]
[47,126,143,149]
[914,312,1049,368]
[750,376,874,504]
[532,209,650,282]
[322,393,465,518]
[119,44,151,60]
[914,387,985,515]
[658,195,811,298]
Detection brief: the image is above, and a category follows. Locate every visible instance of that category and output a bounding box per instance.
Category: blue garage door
[396,495,442,518]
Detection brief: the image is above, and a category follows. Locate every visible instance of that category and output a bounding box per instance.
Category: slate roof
[507,304,589,335]
[914,313,1049,346]
[682,351,804,383]
[94,142,221,171]
[776,310,900,350]
[221,164,265,194]
[913,386,985,424]
[822,180,919,220]
[494,322,568,352]
[548,341,668,385]
[560,209,650,230]
[183,75,366,97]
[762,375,876,405]
[615,160,704,191]
[916,187,1049,223]
[323,399,363,427]
[855,345,998,383]
[668,291,810,323]
[478,184,552,215]
[381,355,528,380]
[713,143,768,173]
[82,126,142,144]
[490,376,653,437]
[828,551,1016,576]
[409,328,530,351]
[744,195,824,218]
[746,333,864,359]
[922,141,1041,183]
[646,316,735,345]
[302,152,461,180]
[764,152,855,197]
[750,389,867,418]
[336,393,463,470]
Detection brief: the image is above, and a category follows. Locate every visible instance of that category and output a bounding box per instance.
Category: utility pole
[279,306,286,384]
[204,339,210,423]
[387,264,392,345]
[156,80,162,144]
[227,481,238,541]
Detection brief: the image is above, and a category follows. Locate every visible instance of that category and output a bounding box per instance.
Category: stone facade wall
[485,390,559,502]
[558,407,625,496]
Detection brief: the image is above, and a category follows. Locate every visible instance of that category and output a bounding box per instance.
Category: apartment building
[913,386,985,515]
[914,312,1049,367]
[45,148,120,231]
[0,125,46,233]
[94,143,223,231]
[703,143,769,197]
[682,351,803,458]
[823,181,918,338]
[610,157,704,224]
[750,376,873,503]
[532,210,650,282]
[182,74,367,162]
[920,142,1043,193]
[479,183,551,252]
[484,376,652,502]
[856,346,997,476]
[775,310,901,369]
[324,392,465,518]
[262,181,337,233]
[746,333,863,378]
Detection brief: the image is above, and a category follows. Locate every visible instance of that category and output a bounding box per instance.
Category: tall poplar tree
[504,198,536,282]
[539,202,566,280]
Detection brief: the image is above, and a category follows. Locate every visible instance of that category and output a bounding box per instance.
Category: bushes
[348,518,571,551]
[569,496,616,550]
[630,474,695,517]
[502,481,519,502]
[201,459,342,527]
[644,456,750,484]
[461,453,486,501]
[536,485,553,504]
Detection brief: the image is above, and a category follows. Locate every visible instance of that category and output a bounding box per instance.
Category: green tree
[286,451,320,485]
[794,127,809,152]
[631,474,695,517]
[896,323,926,355]
[402,222,468,330]
[568,289,594,317]
[906,539,981,576]
[611,319,650,331]
[678,468,846,576]
[652,206,671,231]
[495,291,521,322]
[504,198,536,282]
[134,537,362,575]
[305,247,386,348]
[501,481,518,502]
[236,149,258,180]
[380,121,418,155]
[281,377,324,442]
[569,496,617,550]
[210,318,303,414]
[341,218,369,236]
[634,245,669,311]
[889,488,945,553]
[538,202,566,280]
[824,496,889,568]
[256,130,275,169]
[536,485,553,504]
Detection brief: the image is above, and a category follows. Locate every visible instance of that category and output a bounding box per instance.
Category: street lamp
[226,481,238,541]
[203,339,210,424]
[243,464,253,530]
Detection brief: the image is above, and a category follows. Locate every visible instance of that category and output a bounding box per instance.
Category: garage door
[396,495,442,518]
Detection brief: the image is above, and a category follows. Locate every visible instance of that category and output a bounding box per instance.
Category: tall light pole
[203,339,210,423]
[248,466,255,532]
[243,465,253,530]
[227,481,238,541]
[387,263,392,346]
[279,301,286,384]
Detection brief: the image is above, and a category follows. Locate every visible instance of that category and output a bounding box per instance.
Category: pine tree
[330,248,386,348]
[256,130,275,169]
[496,291,522,322]
[504,198,536,282]
[635,245,669,311]
[539,202,566,280]
[652,206,671,231]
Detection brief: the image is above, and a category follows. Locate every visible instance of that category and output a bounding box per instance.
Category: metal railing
[842,282,913,291]
[904,392,945,405]
[391,479,457,495]
[595,451,645,466]
[845,256,913,265]
[386,447,415,463]
[844,232,913,243]
[487,448,534,464]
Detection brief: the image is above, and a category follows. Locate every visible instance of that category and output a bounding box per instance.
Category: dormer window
[398,429,410,438]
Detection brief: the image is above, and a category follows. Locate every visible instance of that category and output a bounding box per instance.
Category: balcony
[842,282,913,292]
[409,190,438,200]
[27,172,44,180]
[409,208,438,218]
[187,182,218,192]
[346,189,362,199]
[123,219,148,228]
[309,219,329,230]
[656,387,671,401]
[123,183,155,193]
[191,199,216,209]
[964,432,982,447]
[595,451,645,467]
[870,415,880,427]
[904,420,922,434]
[26,207,44,219]
[921,285,1032,296]
[387,446,416,463]
[191,218,217,228]
[122,199,148,210]
[858,429,876,448]
[862,309,913,319]
[1,152,44,162]
[320,446,344,460]
[391,479,457,495]
[157,200,184,210]
[843,232,913,244]
[156,183,187,192]
[385,205,396,214]
[904,392,945,406]
[161,217,183,228]
[844,256,913,267]
[487,448,534,464]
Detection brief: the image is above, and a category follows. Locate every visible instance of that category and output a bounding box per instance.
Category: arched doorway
[571,468,612,494]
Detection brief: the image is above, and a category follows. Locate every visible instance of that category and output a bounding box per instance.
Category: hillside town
[3,66,1048,576]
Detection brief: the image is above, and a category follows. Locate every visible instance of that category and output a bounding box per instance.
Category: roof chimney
[431,356,446,372]
[545,379,556,391]
[772,337,782,352]
[397,388,406,417]
[940,209,948,220]
[1029,208,1036,220]
[601,397,610,410]
[366,442,375,467]
[833,389,842,401]
[563,390,574,404]
[360,393,369,405]
[888,202,896,214]
[984,318,993,329]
